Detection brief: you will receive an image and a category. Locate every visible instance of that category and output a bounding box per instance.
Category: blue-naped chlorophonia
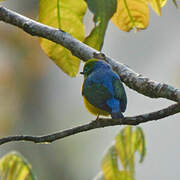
[81,59,127,119]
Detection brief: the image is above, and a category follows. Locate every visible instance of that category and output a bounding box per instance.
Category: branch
[0,103,179,146]
[0,7,180,102]
[0,7,180,146]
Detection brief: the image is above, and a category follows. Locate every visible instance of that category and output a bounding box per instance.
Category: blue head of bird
[81,59,111,78]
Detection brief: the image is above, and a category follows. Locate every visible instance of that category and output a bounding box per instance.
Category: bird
[81,59,127,119]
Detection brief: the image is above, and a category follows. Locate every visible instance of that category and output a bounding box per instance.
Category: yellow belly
[83,97,110,117]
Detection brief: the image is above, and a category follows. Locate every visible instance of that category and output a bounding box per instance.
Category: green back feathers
[82,82,112,111]
[113,79,127,112]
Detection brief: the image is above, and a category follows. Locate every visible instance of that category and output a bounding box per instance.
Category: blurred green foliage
[0,151,36,180]
[95,126,146,180]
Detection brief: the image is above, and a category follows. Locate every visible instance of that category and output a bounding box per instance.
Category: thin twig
[0,7,180,102]
[0,103,179,146]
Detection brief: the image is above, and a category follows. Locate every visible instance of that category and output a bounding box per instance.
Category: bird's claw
[96,114,100,121]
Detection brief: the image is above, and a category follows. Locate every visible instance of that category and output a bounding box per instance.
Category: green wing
[82,81,112,111]
[113,79,127,112]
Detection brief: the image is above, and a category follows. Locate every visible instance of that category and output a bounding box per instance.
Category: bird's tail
[107,98,124,119]
[111,110,124,119]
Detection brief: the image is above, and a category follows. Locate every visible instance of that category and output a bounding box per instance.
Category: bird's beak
[80,72,84,75]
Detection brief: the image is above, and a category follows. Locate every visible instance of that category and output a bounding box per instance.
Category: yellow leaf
[160,0,168,7]
[149,0,168,15]
[100,126,146,180]
[111,0,149,32]
[115,126,135,175]
[102,146,133,180]
[118,171,134,180]
[0,151,36,180]
[149,0,161,15]
[101,146,119,180]
[115,126,146,178]
[94,171,133,180]
[135,127,146,163]
[39,0,87,77]
[115,130,127,170]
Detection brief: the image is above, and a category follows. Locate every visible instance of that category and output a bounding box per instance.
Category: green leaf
[111,0,149,32]
[85,0,117,50]
[39,0,87,77]
[172,0,178,7]
[0,151,36,180]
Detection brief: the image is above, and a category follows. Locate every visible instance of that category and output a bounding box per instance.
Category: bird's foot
[95,114,100,121]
